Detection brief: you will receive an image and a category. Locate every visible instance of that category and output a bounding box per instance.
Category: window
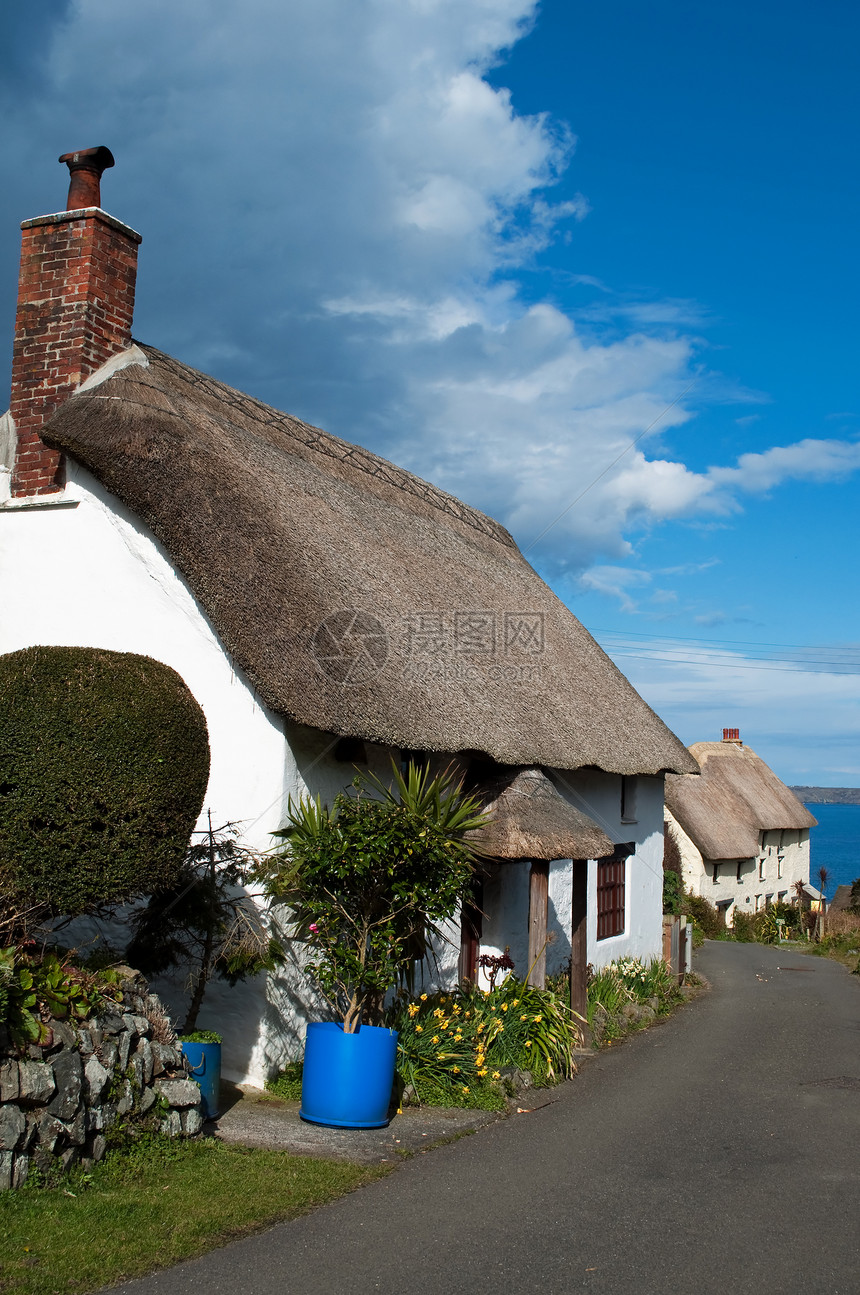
[736,862,743,884]
[777,856,784,879]
[778,891,787,903]
[755,894,763,911]
[620,776,638,823]
[712,863,720,885]
[597,859,625,939]
[759,859,766,881]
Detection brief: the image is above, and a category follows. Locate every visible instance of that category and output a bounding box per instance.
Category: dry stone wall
[0,968,203,1189]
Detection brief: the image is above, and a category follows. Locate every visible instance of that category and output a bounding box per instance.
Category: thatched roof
[665,742,816,859]
[829,884,855,913]
[469,767,613,860]
[43,345,696,775]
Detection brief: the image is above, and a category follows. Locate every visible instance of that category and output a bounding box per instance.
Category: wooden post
[570,860,589,1046]
[527,861,549,988]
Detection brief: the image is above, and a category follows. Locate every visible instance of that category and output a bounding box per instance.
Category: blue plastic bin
[300,1022,398,1129]
[179,1040,221,1120]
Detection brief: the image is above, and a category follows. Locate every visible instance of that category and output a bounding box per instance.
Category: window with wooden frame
[597,858,626,940]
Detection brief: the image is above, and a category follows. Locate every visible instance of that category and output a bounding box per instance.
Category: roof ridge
[137,344,516,549]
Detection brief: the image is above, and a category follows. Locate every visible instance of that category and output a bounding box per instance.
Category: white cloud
[2,0,860,590]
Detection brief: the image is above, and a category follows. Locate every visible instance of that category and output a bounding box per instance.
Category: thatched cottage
[0,149,696,1084]
[665,729,816,925]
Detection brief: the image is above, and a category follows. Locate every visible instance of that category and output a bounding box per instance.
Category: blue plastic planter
[300,1022,398,1129]
[179,1040,221,1120]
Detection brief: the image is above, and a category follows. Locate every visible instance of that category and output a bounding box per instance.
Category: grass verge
[0,1135,384,1295]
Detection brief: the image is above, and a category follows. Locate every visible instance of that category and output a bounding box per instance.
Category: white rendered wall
[477,772,667,979]
[0,461,396,1085]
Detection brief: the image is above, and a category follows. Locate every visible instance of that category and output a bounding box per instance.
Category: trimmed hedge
[0,646,210,917]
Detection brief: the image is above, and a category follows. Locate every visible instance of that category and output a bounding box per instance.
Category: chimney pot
[58,146,115,211]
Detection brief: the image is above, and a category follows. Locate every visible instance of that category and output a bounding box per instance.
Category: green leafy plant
[256,761,489,1032]
[662,869,683,916]
[682,891,725,940]
[0,946,122,1048]
[179,1030,223,1044]
[0,646,210,930]
[126,816,283,1034]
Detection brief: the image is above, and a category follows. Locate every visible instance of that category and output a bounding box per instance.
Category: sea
[805,802,860,899]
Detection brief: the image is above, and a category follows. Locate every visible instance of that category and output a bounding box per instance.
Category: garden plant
[256,761,489,1032]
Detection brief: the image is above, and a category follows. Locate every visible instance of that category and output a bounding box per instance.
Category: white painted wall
[0,461,398,1086]
[476,772,667,980]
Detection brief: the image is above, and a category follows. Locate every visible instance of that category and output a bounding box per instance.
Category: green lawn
[0,1136,384,1295]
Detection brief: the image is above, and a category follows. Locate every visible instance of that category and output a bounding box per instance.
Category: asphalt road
[115,942,860,1295]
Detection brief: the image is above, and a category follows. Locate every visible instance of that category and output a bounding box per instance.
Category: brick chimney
[722,727,742,745]
[8,147,141,498]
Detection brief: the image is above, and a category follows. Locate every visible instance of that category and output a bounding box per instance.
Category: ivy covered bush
[0,646,210,922]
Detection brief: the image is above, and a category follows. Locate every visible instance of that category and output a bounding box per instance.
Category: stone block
[0,1104,26,1151]
[0,1060,19,1102]
[137,1038,153,1084]
[62,1108,87,1147]
[155,1078,201,1108]
[87,1133,107,1163]
[84,1055,111,1104]
[131,1014,151,1038]
[49,1021,76,1051]
[129,1052,145,1091]
[76,1028,94,1056]
[18,1061,56,1105]
[181,1107,203,1137]
[48,1049,83,1120]
[37,1111,66,1154]
[116,1079,134,1117]
[12,1154,29,1189]
[118,1030,132,1071]
[160,1109,182,1138]
[98,1038,119,1072]
[99,1013,125,1035]
[139,1087,157,1115]
[0,1150,12,1191]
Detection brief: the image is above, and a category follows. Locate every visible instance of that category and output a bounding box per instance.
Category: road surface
[115,941,860,1295]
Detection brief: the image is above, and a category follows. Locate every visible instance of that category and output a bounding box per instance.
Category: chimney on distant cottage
[7,148,141,497]
[722,727,742,745]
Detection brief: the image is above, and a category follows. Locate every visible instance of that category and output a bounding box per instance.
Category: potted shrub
[177,1029,223,1119]
[257,761,488,1128]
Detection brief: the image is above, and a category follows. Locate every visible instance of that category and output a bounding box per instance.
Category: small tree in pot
[257,762,489,1032]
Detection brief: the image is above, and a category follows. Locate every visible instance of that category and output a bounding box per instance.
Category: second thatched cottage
[0,149,697,1084]
[665,729,816,925]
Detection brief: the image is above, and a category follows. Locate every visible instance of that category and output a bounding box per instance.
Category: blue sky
[2,0,858,784]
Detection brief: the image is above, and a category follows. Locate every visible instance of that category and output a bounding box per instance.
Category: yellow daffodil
[415,1025,423,1033]
[512,999,520,1005]
[431,1035,440,1044]
[501,1003,509,1012]
[478,1068,488,1078]
[452,1066,460,1074]
[420,993,428,1001]
[396,1107,403,1114]
[492,1071,500,1080]
[452,1005,461,1016]
[533,1014,543,1023]
[520,1014,527,1021]
[440,996,447,1004]
[461,1086,470,1094]
[525,1040,532,1048]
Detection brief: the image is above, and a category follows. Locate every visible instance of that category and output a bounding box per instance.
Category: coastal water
[805,802,860,898]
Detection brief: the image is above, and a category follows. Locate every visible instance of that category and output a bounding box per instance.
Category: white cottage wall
[0,462,394,1085]
[476,772,666,981]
